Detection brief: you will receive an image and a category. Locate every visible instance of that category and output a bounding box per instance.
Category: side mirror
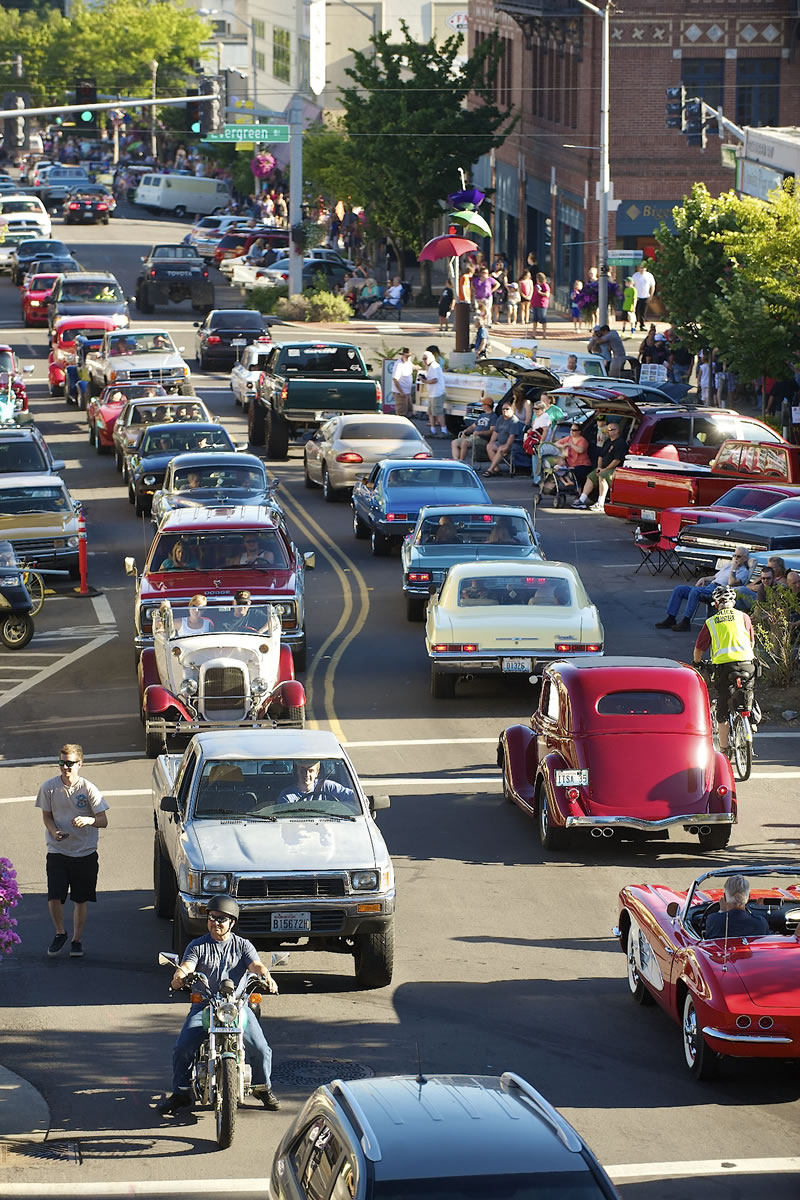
[124,556,137,576]
[666,901,680,919]
[177,346,186,353]
[51,459,66,472]
[140,255,146,262]
[303,551,316,570]
[158,951,179,967]
[160,794,179,813]
[193,322,200,328]
[368,794,391,812]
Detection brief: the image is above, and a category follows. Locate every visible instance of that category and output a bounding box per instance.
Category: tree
[335,22,513,297]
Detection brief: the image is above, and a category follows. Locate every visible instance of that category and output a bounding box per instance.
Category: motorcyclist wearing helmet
[693,585,755,754]
[156,895,280,1115]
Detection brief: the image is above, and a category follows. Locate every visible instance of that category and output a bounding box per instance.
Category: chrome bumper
[565,813,735,831]
[703,1026,792,1045]
[430,652,600,675]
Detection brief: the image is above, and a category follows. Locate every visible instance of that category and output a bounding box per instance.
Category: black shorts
[46,852,99,904]
[714,662,755,720]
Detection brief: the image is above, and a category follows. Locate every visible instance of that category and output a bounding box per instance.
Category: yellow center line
[278,488,370,741]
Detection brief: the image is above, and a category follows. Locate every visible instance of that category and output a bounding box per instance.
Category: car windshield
[172,465,265,491]
[193,757,361,819]
[0,233,36,248]
[372,1174,607,1199]
[340,421,420,441]
[0,442,47,473]
[757,498,800,522]
[29,275,59,289]
[716,486,783,510]
[127,401,207,426]
[0,486,69,515]
[1,200,41,213]
[60,282,123,303]
[387,467,481,489]
[418,514,533,546]
[457,574,574,607]
[596,691,685,715]
[210,311,265,329]
[108,331,172,353]
[153,602,276,638]
[150,529,289,571]
[282,345,365,374]
[151,246,199,258]
[59,326,106,344]
[139,427,232,456]
[0,352,14,373]
[21,242,65,258]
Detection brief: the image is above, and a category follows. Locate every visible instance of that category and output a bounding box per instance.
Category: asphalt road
[1,208,799,1197]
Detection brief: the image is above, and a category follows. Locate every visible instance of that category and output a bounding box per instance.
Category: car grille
[201,665,248,717]
[237,876,347,900]
[237,910,347,934]
[10,537,59,557]
[126,368,180,382]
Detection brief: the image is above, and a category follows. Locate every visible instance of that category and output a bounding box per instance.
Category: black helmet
[207,895,239,923]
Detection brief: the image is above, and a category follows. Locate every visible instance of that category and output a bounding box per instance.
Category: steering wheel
[699,901,720,937]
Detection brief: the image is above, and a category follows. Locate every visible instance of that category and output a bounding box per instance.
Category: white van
[133,174,231,218]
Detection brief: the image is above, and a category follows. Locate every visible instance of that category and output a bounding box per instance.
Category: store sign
[738,158,784,202]
[616,201,680,235]
[447,11,469,32]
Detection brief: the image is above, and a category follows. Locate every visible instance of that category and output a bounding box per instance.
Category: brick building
[469,0,800,305]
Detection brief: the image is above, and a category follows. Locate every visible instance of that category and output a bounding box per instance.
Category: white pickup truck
[230,339,273,409]
[152,729,396,987]
[87,328,193,397]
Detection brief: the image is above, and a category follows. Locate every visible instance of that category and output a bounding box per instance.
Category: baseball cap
[234,590,251,603]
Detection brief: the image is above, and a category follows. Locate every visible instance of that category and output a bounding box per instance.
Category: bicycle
[19,563,45,617]
[702,662,760,782]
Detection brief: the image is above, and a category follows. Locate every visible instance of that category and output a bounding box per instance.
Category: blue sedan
[351,458,491,556]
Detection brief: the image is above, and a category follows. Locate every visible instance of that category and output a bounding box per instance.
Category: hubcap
[539,797,547,840]
[627,934,640,993]
[4,618,29,646]
[683,1000,698,1066]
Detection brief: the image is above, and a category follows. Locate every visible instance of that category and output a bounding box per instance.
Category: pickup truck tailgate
[607,459,703,521]
[284,377,379,418]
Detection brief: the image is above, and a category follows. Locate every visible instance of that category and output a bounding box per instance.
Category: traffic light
[665,85,686,131]
[685,98,707,150]
[199,78,221,134]
[186,89,202,136]
[76,80,97,128]
[447,223,459,236]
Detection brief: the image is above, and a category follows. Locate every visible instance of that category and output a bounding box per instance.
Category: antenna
[722,908,729,972]
[415,1041,426,1085]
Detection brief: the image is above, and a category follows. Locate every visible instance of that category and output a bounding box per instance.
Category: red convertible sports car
[498,656,736,852]
[86,381,167,455]
[22,272,59,326]
[616,864,800,1080]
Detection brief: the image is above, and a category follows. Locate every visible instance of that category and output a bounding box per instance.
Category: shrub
[306,291,353,322]
[246,284,288,316]
[0,858,21,956]
[754,585,800,687]
[275,293,311,321]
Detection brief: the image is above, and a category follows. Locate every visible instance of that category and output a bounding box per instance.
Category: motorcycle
[158,950,285,1149]
[0,540,34,650]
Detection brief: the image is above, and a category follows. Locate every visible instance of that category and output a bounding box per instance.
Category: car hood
[188,816,377,871]
[576,733,713,817]
[109,352,183,369]
[0,511,77,536]
[141,568,297,601]
[701,939,800,1011]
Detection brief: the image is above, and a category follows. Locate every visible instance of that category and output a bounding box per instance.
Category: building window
[252,19,265,40]
[682,58,723,133]
[273,27,291,84]
[496,38,512,109]
[298,37,310,95]
[736,58,779,127]
[255,51,266,72]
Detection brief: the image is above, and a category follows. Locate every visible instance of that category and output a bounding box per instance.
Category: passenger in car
[174,594,214,636]
[159,539,198,572]
[705,875,770,939]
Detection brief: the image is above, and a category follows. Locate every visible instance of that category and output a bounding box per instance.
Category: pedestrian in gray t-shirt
[35,743,108,960]
[590,324,626,379]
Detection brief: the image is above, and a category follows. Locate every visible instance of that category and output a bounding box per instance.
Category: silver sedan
[304,414,433,501]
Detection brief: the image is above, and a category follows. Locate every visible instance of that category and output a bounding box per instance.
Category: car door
[533,672,561,776]
[160,747,196,869]
[354,463,382,526]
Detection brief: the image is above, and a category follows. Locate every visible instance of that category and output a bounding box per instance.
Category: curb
[0,1065,50,1144]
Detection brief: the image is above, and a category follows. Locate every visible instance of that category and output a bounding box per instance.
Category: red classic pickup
[606,439,800,523]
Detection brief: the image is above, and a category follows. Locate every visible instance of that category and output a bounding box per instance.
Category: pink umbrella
[418,234,478,261]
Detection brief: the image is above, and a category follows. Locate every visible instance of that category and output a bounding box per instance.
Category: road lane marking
[608,1156,800,1181]
[91,593,115,624]
[0,633,116,710]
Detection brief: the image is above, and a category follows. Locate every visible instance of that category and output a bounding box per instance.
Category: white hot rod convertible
[138,598,305,757]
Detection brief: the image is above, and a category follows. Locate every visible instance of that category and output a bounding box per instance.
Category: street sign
[223,123,289,142]
[608,251,642,265]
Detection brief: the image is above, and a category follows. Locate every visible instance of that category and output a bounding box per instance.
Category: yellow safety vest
[705,609,754,665]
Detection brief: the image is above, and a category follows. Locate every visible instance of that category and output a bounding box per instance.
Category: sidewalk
[0,1064,49,1143]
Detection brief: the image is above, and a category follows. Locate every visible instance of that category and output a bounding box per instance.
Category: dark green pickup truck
[249,341,381,458]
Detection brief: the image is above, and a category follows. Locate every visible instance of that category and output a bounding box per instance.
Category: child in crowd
[622,276,636,336]
[438,283,454,332]
[506,280,520,325]
[570,280,583,334]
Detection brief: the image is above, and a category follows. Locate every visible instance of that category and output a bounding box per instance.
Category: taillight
[386,513,408,522]
[585,643,602,652]
[336,452,363,463]
[202,269,209,278]
[68,202,80,210]
[280,383,288,401]
[96,203,107,210]
[207,335,221,344]
[149,269,157,278]
[413,452,432,458]
[566,787,580,802]
[716,786,728,796]
[555,643,573,653]
[408,572,431,583]
[375,382,382,403]
[555,642,602,653]
[462,643,478,652]
[432,643,477,652]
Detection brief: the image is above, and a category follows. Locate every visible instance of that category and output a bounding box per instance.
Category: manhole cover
[273,1058,374,1087]
[0,1141,81,1168]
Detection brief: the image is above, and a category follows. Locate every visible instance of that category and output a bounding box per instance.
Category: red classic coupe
[48,315,118,397]
[498,656,736,853]
[659,482,800,542]
[86,382,167,455]
[616,864,800,1079]
[21,272,60,327]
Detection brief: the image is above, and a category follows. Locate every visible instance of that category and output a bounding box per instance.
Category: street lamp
[150,59,158,159]
[198,7,258,109]
[576,0,610,325]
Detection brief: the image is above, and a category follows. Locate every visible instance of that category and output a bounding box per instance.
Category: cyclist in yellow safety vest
[693,586,755,754]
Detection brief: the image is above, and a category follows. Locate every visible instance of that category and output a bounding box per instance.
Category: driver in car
[705,874,770,939]
[223,590,269,633]
[276,761,357,809]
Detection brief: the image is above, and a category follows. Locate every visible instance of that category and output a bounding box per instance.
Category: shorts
[460,433,490,462]
[713,661,755,720]
[571,304,580,319]
[428,393,445,418]
[46,852,99,904]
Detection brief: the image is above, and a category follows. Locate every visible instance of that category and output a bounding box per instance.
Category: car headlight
[111,369,129,381]
[29,299,40,307]
[350,870,379,891]
[179,679,198,697]
[143,474,156,486]
[250,678,269,694]
[112,314,128,327]
[66,536,79,548]
[201,872,230,893]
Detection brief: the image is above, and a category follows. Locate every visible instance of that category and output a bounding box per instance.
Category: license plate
[271,912,310,933]
[231,338,247,347]
[502,657,532,672]
[555,769,589,787]
[641,508,656,521]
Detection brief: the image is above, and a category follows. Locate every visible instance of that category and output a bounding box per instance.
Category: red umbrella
[418,234,478,262]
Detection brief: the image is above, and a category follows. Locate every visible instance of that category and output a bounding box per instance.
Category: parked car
[48,270,129,331]
[229,338,273,408]
[402,503,544,621]
[499,656,735,852]
[112,395,211,473]
[62,184,114,224]
[0,426,65,476]
[188,214,253,259]
[87,382,168,456]
[258,257,348,291]
[304,413,432,501]
[0,474,81,576]
[426,561,603,699]
[658,483,800,544]
[124,504,315,668]
[352,459,490,557]
[48,316,119,398]
[125,421,238,517]
[139,599,304,756]
[37,164,91,207]
[22,272,60,326]
[212,227,288,268]
[676,495,800,566]
[194,308,271,370]
[150,452,278,525]
[269,1072,619,1199]
[616,864,800,1079]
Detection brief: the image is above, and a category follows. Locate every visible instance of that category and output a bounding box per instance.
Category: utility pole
[149,59,158,159]
[577,0,610,324]
[288,97,304,297]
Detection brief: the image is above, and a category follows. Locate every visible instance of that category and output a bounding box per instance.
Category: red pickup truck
[606,439,800,523]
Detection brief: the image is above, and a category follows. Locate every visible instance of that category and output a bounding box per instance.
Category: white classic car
[230,339,273,409]
[425,560,604,698]
[87,328,193,396]
[138,599,305,757]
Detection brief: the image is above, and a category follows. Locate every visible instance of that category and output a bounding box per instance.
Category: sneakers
[70,941,83,958]
[655,615,676,629]
[253,1086,281,1111]
[47,932,68,957]
[570,497,588,509]
[670,618,692,632]
[156,1091,192,1115]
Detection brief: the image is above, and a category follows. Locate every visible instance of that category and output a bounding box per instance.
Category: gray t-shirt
[181,932,259,993]
[35,774,108,857]
[598,329,626,359]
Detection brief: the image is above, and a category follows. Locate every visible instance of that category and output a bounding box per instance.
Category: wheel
[24,572,44,616]
[174,205,187,219]
[128,481,135,506]
[97,436,111,456]
[215,1056,237,1150]
[0,614,33,649]
[353,924,394,988]
[626,925,655,1006]
[698,825,732,852]
[430,668,455,699]
[77,387,87,412]
[267,413,290,460]
[293,632,307,672]
[137,288,153,315]
[322,466,339,502]
[145,724,166,759]
[500,749,514,803]
[682,992,718,1080]
[103,216,109,225]
[353,510,369,540]
[303,457,318,488]
[370,530,391,557]
[88,422,96,446]
[729,714,752,782]
[405,593,425,622]
[115,449,123,473]
[197,350,207,371]
[172,897,191,956]
[553,492,567,509]
[153,834,177,918]
[49,381,60,397]
[537,784,567,851]
[248,399,266,447]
